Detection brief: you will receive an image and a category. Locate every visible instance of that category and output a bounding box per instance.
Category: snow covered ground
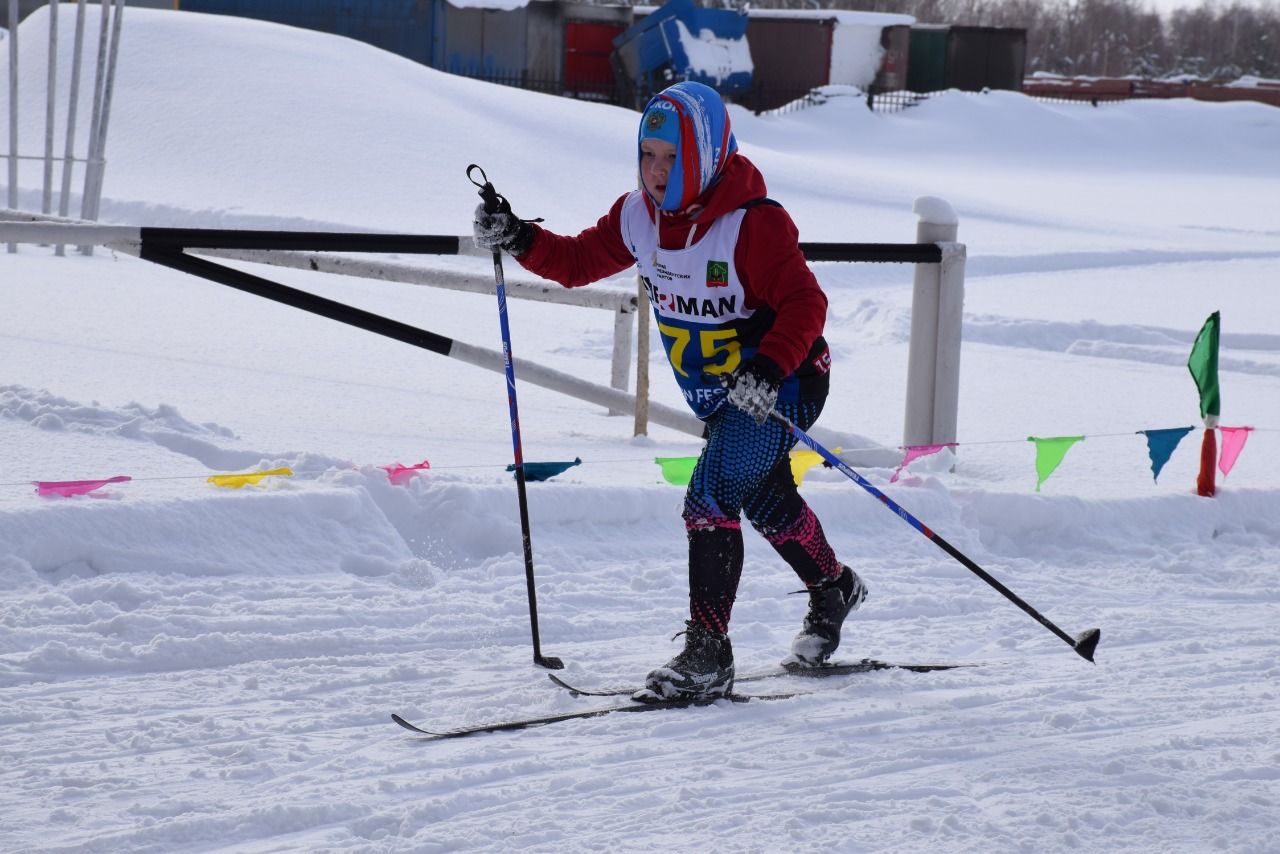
[3,7,1279,853]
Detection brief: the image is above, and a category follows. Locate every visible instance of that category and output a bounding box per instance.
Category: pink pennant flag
[34,475,132,498]
[890,443,957,483]
[1217,426,1253,478]
[381,460,431,485]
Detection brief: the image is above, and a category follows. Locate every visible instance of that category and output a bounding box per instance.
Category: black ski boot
[635,621,735,702]
[785,565,868,667]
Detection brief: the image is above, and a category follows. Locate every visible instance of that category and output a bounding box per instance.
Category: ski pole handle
[466,163,509,216]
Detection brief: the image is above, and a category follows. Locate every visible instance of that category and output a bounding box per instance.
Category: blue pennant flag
[1138,427,1194,482]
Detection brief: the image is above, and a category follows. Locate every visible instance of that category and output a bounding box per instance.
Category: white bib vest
[620,191,757,417]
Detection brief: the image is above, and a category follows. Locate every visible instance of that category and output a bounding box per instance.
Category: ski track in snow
[2,477,1279,852]
[3,7,1280,853]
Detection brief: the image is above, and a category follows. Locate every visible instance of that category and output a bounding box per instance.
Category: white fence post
[633,275,650,436]
[608,307,632,416]
[903,196,965,451]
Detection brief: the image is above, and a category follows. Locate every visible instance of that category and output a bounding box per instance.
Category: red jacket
[515,153,829,380]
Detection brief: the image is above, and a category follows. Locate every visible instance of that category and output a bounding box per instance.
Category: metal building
[740,10,913,111]
[907,25,1027,93]
[174,0,630,99]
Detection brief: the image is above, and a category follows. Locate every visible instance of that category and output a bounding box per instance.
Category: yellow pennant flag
[789,447,841,486]
[207,467,294,489]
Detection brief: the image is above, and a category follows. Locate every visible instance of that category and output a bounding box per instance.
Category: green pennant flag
[1028,435,1085,492]
[655,456,698,486]
[1187,311,1221,424]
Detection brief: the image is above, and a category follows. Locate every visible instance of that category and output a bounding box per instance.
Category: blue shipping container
[612,0,751,98]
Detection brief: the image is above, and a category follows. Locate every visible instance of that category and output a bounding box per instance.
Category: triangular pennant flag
[1218,426,1253,478]
[34,475,132,498]
[509,457,581,482]
[1188,311,1221,425]
[655,456,698,486]
[1028,436,1085,492]
[890,443,956,483]
[789,447,841,486]
[1137,427,1194,482]
[381,460,430,485]
[207,467,293,489]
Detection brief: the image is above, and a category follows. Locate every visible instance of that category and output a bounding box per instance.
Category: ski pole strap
[466,164,508,215]
[466,163,544,223]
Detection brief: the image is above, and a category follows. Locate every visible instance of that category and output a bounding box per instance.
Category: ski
[743,659,974,682]
[548,659,974,698]
[391,690,796,739]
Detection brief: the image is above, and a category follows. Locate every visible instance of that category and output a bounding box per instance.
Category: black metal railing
[446,68,971,117]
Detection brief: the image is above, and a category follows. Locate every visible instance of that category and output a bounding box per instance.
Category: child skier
[472,81,867,701]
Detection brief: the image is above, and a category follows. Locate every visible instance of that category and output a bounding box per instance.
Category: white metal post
[7,0,18,253]
[903,196,962,450]
[83,0,121,226]
[42,0,57,216]
[56,0,88,256]
[77,0,109,249]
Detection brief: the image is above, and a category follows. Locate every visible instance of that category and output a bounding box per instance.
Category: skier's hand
[726,358,782,425]
[473,202,534,256]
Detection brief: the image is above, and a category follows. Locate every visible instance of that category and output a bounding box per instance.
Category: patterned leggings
[682,397,843,633]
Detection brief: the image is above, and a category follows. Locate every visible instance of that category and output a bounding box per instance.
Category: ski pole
[771,409,1100,662]
[467,164,563,671]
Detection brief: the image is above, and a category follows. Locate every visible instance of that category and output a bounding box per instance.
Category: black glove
[726,358,783,424]
[473,201,534,256]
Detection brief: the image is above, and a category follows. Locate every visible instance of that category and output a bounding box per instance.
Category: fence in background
[1,203,967,451]
[1022,75,1280,108]
[4,0,125,255]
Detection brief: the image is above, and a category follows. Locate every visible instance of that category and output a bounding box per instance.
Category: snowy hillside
[3,7,1279,853]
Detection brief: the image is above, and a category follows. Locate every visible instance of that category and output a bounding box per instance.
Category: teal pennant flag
[508,457,581,482]
[1138,427,1194,482]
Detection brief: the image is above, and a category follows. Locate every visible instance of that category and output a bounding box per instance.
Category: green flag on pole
[1187,311,1221,425]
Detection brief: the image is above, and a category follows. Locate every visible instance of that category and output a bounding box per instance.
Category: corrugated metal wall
[907,25,1026,92]
[177,0,438,67]
[947,27,1025,91]
[745,18,833,111]
[440,5,526,77]
[173,0,629,95]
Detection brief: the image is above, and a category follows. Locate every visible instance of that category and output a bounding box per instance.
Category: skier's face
[640,138,677,206]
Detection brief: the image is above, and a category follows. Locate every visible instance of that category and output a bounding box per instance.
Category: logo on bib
[706,260,729,288]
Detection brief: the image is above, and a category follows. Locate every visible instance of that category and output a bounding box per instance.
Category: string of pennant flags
[5,312,1266,498]
[6,424,1267,498]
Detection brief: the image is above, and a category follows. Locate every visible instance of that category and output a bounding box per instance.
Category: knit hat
[637,81,738,212]
[639,103,681,147]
